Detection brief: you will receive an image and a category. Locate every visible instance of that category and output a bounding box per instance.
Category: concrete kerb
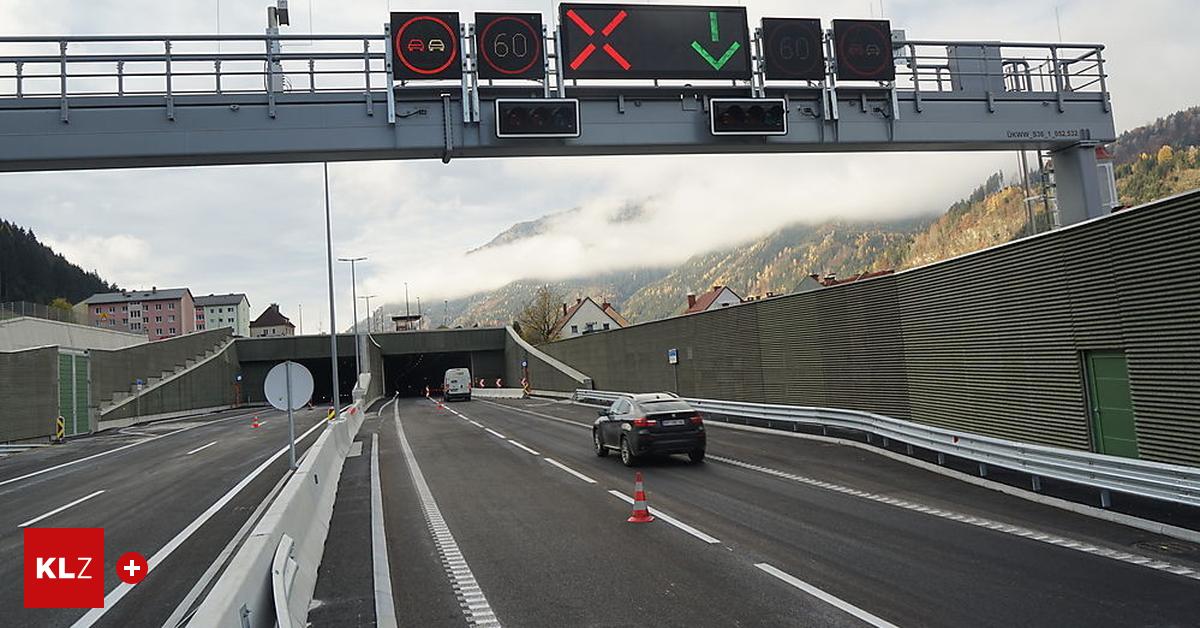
[189,383,369,628]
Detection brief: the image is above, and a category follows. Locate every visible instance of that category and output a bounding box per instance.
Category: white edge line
[607,489,720,544]
[0,409,260,488]
[543,458,597,484]
[69,416,329,628]
[507,439,540,455]
[185,441,218,456]
[755,562,899,628]
[18,489,106,528]
[371,432,399,628]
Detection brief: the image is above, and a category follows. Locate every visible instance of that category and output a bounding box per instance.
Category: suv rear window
[640,400,693,413]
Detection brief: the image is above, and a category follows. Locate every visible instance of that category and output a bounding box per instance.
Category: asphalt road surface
[2,404,332,628]
[313,397,1200,627]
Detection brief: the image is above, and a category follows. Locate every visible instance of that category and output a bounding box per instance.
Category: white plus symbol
[123,560,141,578]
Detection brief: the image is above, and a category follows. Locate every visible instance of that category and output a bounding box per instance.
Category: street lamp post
[323,162,340,409]
[337,256,367,378]
[359,294,377,334]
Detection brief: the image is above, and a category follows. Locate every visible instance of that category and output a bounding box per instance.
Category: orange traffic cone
[627,472,655,523]
[251,416,262,429]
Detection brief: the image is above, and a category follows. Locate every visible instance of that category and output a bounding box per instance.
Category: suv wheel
[594,431,608,457]
[689,449,706,464]
[620,437,637,467]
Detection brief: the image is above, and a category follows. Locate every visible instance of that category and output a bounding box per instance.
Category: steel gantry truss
[0,18,1115,224]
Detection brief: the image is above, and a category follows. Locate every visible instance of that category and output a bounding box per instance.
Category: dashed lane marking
[484,428,507,440]
[396,404,501,627]
[18,489,106,528]
[543,458,597,484]
[185,441,217,456]
[608,490,721,545]
[755,563,899,628]
[507,440,540,456]
[711,455,1200,582]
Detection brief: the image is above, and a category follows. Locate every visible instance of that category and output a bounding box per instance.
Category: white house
[551,297,629,339]
[194,293,251,337]
[684,285,743,314]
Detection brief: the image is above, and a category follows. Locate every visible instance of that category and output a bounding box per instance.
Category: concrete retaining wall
[90,327,232,409]
[542,191,1200,466]
[98,339,240,427]
[0,317,145,351]
[0,346,59,442]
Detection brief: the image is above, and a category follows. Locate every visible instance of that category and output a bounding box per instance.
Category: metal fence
[0,300,78,324]
[574,389,1200,509]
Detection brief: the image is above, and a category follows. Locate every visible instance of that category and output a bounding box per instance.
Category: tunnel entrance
[241,356,357,407]
[385,352,474,397]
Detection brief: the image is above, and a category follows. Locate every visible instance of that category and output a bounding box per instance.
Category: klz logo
[24,528,104,608]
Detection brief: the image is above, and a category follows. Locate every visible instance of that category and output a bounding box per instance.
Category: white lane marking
[543,458,597,484]
[0,409,260,488]
[711,455,1200,582]
[70,416,329,628]
[507,439,540,456]
[371,432,399,628]
[379,394,399,418]
[755,563,899,628]
[484,428,507,439]
[185,441,217,456]
[608,490,720,545]
[18,490,106,528]
[475,399,589,430]
[162,466,293,628]
[468,419,484,428]
[394,405,501,627]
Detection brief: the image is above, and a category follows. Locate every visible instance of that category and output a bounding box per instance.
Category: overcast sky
[1,0,1195,332]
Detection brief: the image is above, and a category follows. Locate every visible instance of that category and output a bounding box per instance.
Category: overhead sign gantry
[0,4,1116,225]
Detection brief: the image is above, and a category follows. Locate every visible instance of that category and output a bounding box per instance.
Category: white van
[443,368,472,401]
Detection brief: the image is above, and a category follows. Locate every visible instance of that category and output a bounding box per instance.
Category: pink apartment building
[85,287,197,341]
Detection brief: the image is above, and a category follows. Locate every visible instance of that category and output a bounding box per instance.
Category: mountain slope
[397,104,1200,328]
[0,219,115,305]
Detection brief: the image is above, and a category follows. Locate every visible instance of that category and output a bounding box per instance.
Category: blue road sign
[667,348,679,365]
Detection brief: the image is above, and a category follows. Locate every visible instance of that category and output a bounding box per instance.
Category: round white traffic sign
[264,361,314,412]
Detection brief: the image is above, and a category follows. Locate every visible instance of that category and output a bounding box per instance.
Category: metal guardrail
[573,389,1200,508]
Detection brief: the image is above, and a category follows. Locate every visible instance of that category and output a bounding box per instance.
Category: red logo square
[24,528,105,608]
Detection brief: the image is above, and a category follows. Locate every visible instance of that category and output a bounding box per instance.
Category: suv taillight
[632,417,656,427]
[690,414,704,425]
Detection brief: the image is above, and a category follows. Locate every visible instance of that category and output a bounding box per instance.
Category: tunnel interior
[384,352,476,397]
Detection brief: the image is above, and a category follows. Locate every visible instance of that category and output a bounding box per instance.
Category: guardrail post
[116,60,125,96]
[265,36,277,118]
[308,58,315,93]
[214,60,222,94]
[936,452,945,465]
[1100,489,1112,508]
[363,39,373,116]
[978,463,989,477]
[164,39,175,121]
[1031,475,1042,492]
[59,40,69,123]
[1095,48,1110,113]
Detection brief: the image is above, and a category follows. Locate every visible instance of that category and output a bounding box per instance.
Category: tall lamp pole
[323,162,340,408]
[337,256,367,378]
[359,294,377,334]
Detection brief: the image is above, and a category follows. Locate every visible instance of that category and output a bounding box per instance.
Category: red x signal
[565,9,631,71]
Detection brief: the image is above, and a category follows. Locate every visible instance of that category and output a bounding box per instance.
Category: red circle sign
[394,15,459,76]
[116,551,148,584]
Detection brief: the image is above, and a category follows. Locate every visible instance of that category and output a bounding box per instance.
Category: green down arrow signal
[691,11,741,70]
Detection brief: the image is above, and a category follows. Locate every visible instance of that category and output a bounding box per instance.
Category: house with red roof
[551,297,629,339]
[683,285,744,315]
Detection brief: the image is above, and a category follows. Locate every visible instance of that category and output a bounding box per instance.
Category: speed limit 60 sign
[475,13,544,79]
[762,18,825,81]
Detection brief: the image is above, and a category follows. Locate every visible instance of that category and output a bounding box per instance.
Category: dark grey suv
[593,393,706,466]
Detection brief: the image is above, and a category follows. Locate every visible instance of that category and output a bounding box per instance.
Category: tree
[49,297,72,311]
[517,285,563,345]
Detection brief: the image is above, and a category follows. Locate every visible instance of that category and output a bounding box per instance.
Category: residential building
[84,287,196,341]
[684,285,743,314]
[250,303,296,337]
[194,293,251,336]
[551,297,629,340]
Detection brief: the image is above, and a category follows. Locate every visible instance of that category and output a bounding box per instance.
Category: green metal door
[57,352,90,436]
[1085,350,1138,458]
